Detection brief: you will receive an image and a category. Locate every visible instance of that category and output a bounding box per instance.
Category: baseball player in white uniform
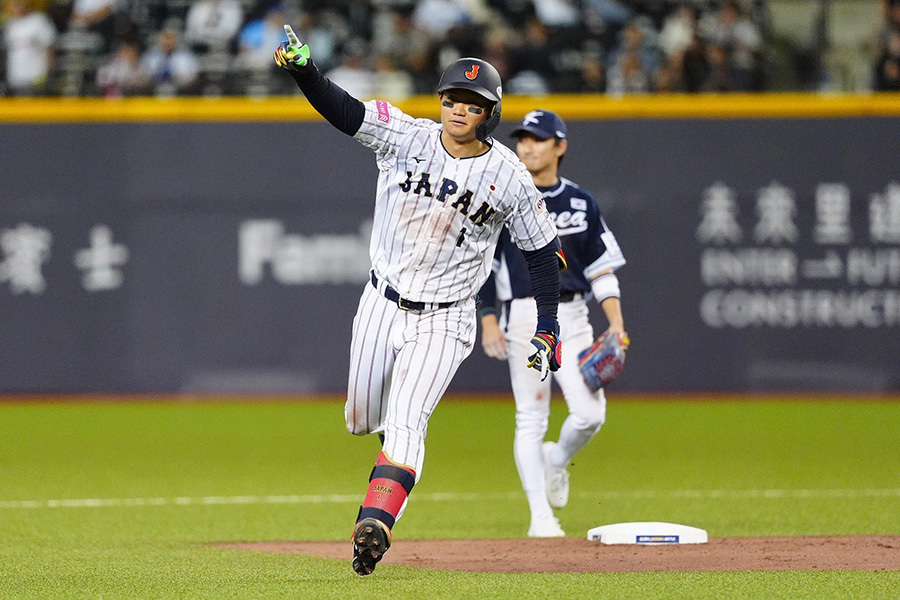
[275,27,565,575]
[479,110,628,537]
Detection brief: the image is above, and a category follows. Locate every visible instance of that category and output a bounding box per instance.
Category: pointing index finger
[284,24,301,48]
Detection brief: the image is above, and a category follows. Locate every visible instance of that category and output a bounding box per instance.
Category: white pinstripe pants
[345,282,476,478]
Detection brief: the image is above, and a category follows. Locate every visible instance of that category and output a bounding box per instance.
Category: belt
[371,272,457,311]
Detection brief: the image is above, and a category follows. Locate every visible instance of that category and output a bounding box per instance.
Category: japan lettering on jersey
[352,100,557,303]
[495,177,625,299]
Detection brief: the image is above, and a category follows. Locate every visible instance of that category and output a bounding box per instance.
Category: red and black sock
[356,451,416,530]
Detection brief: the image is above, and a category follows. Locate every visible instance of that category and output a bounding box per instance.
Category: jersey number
[455,228,467,247]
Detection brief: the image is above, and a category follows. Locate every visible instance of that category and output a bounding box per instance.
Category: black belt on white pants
[370,271,457,311]
[559,290,584,302]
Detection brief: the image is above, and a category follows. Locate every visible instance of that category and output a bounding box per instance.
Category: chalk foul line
[1,488,898,510]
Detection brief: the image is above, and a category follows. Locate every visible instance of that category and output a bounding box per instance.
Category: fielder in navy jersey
[478,110,628,537]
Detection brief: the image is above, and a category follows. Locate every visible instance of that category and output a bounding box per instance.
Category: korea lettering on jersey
[352,100,557,303]
[545,178,625,286]
[495,178,625,299]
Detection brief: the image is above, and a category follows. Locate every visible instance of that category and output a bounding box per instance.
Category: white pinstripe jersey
[353,100,558,303]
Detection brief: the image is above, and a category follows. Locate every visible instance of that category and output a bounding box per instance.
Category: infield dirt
[217,536,900,572]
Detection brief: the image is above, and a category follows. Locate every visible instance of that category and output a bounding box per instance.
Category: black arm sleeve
[478,272,498,319]
[522,237,562,322]
[288,60,365,136]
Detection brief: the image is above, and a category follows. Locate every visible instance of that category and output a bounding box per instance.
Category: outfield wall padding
[1,112,898,393]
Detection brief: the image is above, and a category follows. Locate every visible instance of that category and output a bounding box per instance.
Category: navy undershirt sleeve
[522,237,562,322]
[289,60,365,136]
[477,272,498,319]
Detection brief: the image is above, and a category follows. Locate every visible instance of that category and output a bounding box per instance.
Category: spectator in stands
[341,0,374,41]
[436,21,488,68]
[580,0,631,57]
[509,18,556,93]
[96,40,145,97]
[606,18,658,95]
[680,30,708,92]
[875,56,900,91]
[372,53,414,99]
[184,0,243,54]
[700,43,735,92]
[68,0,115,49]
[406,47,438,94]
[657,4,702,94]
[130,0,172,36]
[458,0,491,24]
[140,26,199,96]
[373,10,430,71]
[69,0,112,29]
[412,0,470,39]
[484,0,532,28]
[324,43,375,100]
[481,26,514,80]
[607,46,652,95]
[2,0,57,95]
[874,27,900,91]
[656,51,685,92]
[659,3,698,60]
[283,11,337,71]
[531,0,579,28]
[881,0,900,31]
[579,51,607,92]
[583,0,632,29]
[698,0,760,90]
[237,3,289,72]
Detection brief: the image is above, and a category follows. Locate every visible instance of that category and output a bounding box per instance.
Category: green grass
[0,398,898,599]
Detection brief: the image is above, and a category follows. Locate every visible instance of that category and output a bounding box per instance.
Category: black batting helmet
[437,57,503,142]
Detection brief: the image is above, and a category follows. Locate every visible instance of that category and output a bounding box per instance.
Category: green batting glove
[274,24,310,70]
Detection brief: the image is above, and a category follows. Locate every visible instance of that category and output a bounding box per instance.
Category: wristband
[591,273,620,304]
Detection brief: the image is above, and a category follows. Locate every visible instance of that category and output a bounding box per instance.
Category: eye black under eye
[443,99,485,115]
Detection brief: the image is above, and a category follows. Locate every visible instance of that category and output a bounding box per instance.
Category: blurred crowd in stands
[1,0,898,98]
[875,0,900,91]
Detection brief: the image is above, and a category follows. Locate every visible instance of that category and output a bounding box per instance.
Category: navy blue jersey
[481,178,625,307]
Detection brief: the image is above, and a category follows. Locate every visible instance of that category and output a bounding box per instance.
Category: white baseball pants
[502,296,607,520]
[345,281,476,479]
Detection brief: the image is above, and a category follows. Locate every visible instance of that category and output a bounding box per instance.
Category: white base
[587,522,708,545]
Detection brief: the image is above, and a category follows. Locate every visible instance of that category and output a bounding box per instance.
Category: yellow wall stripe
[1,93,899,123]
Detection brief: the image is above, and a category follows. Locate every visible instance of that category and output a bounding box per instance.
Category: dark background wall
[2,116,898,393]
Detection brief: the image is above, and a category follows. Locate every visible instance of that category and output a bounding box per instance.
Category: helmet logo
[465,65,480,80]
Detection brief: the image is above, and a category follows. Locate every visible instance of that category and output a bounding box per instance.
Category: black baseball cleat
[351,518,392,576]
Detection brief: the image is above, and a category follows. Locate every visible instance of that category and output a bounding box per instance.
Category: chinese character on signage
[814,183,851,245]
[754,181,797,244]
[73,225,130,291]
[870,183,900,244]
[696,182,741,244]
[0,223,52,294]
